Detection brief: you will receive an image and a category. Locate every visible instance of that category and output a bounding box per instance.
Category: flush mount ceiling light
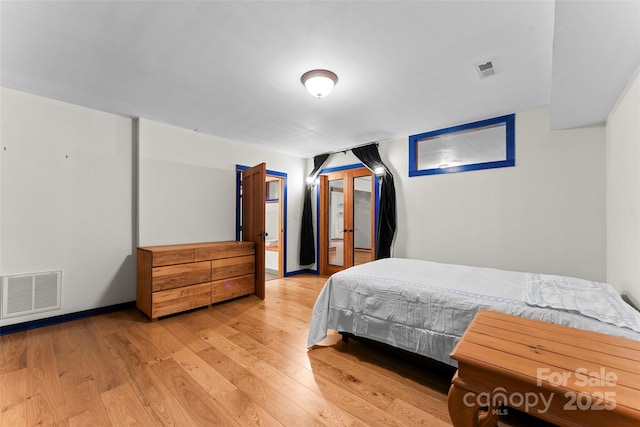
[300,69,338,98]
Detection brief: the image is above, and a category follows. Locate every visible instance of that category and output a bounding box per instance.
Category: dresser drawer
[193,242,254,261]
[194,245,227,262]
[227,242,255,258]
[152,282,211,319]
[152,248,194,267]
[152,261,211,291]
[211,255,255,280]
[211,274,255,303]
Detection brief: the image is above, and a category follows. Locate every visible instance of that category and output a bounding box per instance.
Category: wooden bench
[447,310,640,427]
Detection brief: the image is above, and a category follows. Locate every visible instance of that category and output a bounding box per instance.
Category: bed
[307,258,640,366]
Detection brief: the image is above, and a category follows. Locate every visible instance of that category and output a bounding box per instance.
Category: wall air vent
[476,61,496,79]
[1,270,62,318]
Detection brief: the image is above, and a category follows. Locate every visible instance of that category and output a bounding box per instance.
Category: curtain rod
[323,141,379,156]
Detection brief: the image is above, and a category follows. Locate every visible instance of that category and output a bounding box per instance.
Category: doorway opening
[265,174,284,280]
[236,165,287,281]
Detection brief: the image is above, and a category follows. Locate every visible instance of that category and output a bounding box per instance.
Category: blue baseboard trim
[284,268,319,277]
[0,301,136,336]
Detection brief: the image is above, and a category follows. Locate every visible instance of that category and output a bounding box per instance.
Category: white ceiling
[2,1,638,158]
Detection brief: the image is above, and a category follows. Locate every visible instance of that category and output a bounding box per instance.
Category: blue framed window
[409,114,515,176]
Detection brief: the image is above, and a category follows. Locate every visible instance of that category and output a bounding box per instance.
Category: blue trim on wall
[320,163,365,174]
[284,269,319,277]
[408,114,516,177]
[0,301,136,336]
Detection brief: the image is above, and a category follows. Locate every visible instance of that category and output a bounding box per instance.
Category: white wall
[0,89,308,327]
[265,250,278,272]
[138,119,236,245]
[391,106,606,280]
[0,86,618,326]
[138,118,307,273]
[606,67,640,302]
[1,88,134,326]
[319,107,607,281]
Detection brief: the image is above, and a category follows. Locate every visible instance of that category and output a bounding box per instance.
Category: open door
[242,163,266,299]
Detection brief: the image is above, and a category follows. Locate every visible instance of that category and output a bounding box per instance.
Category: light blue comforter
[307,258,640,366]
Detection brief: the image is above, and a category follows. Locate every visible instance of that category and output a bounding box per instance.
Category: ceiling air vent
[476,61,496,79]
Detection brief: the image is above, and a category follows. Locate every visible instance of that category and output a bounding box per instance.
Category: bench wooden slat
[448,310,640,427]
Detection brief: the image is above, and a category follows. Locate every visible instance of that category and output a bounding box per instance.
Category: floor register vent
[1,270,62,319]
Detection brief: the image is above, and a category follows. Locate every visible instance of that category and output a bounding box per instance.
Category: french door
[320,167,375,275]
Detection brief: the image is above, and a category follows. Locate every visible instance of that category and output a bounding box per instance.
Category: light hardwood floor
[0,275,554,426]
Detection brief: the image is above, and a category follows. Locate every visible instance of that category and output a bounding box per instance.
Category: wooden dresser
[136,241,255,320]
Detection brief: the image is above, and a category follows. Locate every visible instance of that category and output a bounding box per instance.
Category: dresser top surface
[138,240,254,252]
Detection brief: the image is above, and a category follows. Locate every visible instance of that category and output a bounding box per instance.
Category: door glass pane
[266,180,279,201]
[328,178,344,267]
[353,176,372,265]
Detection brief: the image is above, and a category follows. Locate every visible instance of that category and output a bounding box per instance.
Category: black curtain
[299,153,330,265]
[352,144,396,259]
